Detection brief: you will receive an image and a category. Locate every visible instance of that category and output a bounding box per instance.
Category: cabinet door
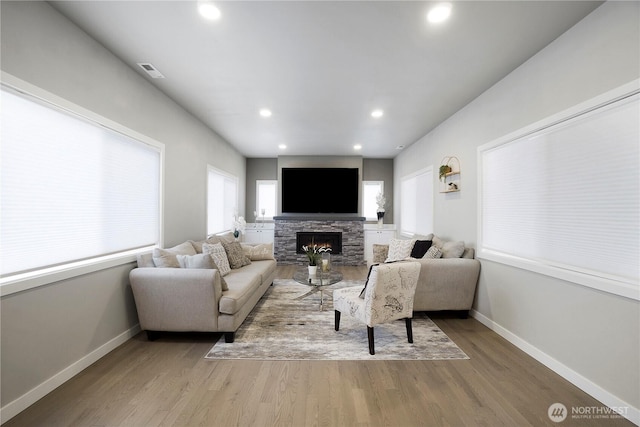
[364,229,396,263]
[244,229,274,244]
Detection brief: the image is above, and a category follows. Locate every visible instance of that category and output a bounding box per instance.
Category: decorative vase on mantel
[377,210,385,228]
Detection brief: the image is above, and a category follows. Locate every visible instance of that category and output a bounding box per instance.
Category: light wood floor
[5,266,632,427]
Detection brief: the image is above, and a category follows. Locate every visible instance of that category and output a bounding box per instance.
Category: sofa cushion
[218,260,276,315]
[410,240,433,258]
[241,243,275,261]
[385,238,416,263]
[202,243,231,276]
[222,240,252,269]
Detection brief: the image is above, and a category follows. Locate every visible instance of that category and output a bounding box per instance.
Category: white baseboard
[0,324,141,425]
[470,309,639,426]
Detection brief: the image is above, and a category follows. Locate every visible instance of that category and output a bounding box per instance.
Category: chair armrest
[130,268,223,332]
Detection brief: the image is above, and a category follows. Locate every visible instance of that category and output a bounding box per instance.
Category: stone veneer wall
[274,219,365,265]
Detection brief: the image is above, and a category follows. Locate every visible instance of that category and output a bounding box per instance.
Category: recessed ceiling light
[427,3,452,24]
[354,144,362,150]
[259,109,272,117]
[198,1,221,20]
[371,109,384,118]
[395,145,405,150]
[278,144,287,149]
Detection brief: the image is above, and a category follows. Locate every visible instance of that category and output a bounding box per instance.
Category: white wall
[0,1,245,420]
[394,1,639,419]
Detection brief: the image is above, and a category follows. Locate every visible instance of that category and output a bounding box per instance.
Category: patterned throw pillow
[241,243,274,261]
[372,244,389,264]
[385,238,417,263]
[423,246,442,259]
[221,241,252,269]
[202,243,231,276]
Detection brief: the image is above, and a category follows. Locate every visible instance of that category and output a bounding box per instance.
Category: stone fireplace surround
[274,216,365,265]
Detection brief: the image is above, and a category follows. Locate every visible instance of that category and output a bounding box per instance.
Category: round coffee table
[292,269,343,311]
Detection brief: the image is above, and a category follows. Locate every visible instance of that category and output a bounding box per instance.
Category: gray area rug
[205,280,469,361]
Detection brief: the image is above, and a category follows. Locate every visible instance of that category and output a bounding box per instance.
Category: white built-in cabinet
[243,223,275,245]
[364,224,396,263]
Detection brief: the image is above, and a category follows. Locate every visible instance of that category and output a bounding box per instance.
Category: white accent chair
[333,261,421,355]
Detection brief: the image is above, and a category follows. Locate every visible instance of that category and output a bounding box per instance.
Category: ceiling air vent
[137,62,165,79]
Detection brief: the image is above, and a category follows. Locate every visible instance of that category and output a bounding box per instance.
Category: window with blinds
[1,86,162,279]
[478,85,639,299]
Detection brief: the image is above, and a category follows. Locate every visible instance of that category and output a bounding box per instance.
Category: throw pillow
[177,253,215,269]
[432,236,465,258]
[166,241,197,256]
[423,246,442,259]
[202,243,231,276]
[385,238,417,263]
[410,240,432,258]
[241,243,275,261]
[372,244,389,264]
[152,248,181,268]
[221,241,252,269]
[136,253,155,268]
[176,253,229,290]
[441,240,465,258]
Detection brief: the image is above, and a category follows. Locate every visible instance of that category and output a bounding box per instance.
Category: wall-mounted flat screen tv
[281,167,359,214]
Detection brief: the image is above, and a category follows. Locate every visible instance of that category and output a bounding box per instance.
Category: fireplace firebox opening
[296,232,342,255]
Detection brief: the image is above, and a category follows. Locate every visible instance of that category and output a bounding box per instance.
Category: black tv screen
[281,168,359,214]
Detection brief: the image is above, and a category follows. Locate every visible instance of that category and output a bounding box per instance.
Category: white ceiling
[50,1,601,158]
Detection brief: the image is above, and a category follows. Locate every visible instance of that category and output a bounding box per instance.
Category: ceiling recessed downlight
[198,1,221,20]
[371,109,384,118]
[278,144,287,149]
[259,109,272,117]
[427,3,452,24]
[354,144,362,150]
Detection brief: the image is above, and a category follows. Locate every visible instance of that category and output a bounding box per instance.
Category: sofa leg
[335,310,341,331]
[224,332,235,343]
[146,330,161,341]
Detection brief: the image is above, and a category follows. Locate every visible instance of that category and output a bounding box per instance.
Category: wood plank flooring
[4,266,633,426]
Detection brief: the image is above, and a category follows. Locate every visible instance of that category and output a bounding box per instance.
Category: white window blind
[479,89,639,297]
[363,181,383,220]
[1,87,161,277]
[207,166,237,234]
[256,180,277,219]
[400,168,433,236]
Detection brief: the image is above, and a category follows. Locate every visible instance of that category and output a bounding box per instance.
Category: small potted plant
[439,164,452,182]
[302,239,331,276]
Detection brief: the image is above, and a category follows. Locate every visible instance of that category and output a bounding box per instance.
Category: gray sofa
[373,237,480,317]
[130,236,276,343]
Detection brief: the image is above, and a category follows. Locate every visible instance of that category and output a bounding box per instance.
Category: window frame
[0,72,165,297]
